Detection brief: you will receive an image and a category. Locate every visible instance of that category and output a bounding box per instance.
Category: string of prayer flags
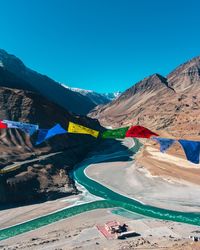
[1,117,200,165]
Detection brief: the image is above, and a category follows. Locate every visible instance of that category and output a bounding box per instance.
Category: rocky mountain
[167,56,200,92]
[89,56,200,138]
[0,49,96,115]
[0,50,103,204]
[61,84,121,105]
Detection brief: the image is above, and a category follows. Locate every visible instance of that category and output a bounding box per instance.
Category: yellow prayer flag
[68,122,99,138]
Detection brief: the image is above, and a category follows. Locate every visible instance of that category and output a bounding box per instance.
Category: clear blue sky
[0,0,200,93]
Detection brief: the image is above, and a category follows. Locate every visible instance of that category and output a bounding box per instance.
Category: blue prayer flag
[3,120,39,135]
[152,137,175,153]
[178,139,200,164]
[36,129,49,145]
[36,124,67,145]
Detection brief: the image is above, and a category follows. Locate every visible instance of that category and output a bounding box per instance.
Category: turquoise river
[0,138,200,241]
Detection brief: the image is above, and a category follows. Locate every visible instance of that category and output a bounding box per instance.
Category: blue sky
[0,0,200,93]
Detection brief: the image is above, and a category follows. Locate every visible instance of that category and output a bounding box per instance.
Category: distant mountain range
[0,49,114,115]
[89,56,200,138]
[61,84,121,105]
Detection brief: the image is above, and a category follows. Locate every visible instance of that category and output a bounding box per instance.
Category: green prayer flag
[102,127,129,139]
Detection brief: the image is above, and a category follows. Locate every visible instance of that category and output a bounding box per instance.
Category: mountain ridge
[0,49,96,115]
[89,55,200,138]
[167,55,200,92]
[61,84,121,105]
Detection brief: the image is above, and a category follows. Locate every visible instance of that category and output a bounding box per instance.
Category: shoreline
[85,140,200,213]
[83,165,146,205]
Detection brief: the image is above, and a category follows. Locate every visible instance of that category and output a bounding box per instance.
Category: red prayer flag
[126,125,159,138]
[0,120,8,129]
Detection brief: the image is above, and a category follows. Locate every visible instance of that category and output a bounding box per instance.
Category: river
[0,138,200,241]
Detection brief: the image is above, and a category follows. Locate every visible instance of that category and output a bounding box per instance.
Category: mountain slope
[0,50,104,204]
[0,67,33,91]
[167,56,200,92]
[89,57,200,138]
[0,49,95,115]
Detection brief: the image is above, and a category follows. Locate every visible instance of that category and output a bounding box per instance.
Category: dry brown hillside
[89,56,200,139]
[89,56,200,183]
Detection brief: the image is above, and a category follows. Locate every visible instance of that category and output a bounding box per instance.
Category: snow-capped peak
[60,83,120,105]
[103,91,121,100]
[61,84,93,94]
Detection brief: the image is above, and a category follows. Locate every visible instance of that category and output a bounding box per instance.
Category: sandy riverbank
[136,139,200,184]
[86,138,200,212]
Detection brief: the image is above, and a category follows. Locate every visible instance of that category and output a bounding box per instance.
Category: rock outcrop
[168,56,200,92]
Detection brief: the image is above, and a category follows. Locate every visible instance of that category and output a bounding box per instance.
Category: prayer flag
[3,120,39,135]
[36,124,66,145]
[102,127,129,139]
[35,129,49,145]
[178,139,200,164]
[68,122,99,138]
[0,120,7,129]
[126,125,159,138]
[152,137,175,153]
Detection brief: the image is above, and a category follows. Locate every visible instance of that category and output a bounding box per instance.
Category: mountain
[89,56,200,138]
[0,49,95,115]
[0,50,103,204]
[167,56,200,92]
[103,91,121,100]
[61,84,121,105]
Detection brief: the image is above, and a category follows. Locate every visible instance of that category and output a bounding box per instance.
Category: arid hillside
[89,56,200,139]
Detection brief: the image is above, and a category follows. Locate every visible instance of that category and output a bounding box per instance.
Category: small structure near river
[96,220,140,240]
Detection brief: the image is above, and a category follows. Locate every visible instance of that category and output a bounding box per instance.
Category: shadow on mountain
[0,138,136,211]
[86,138,136,164]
